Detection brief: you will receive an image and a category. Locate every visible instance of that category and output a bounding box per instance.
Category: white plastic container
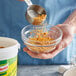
[0,37,20,76]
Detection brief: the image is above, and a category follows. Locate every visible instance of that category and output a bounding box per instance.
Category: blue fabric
[0,0,76,65]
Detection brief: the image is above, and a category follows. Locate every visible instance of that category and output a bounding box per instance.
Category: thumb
[18,0,24,1]
[23,47,29,52]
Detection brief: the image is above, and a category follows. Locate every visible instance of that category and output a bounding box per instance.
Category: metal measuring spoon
[24,0,47,25]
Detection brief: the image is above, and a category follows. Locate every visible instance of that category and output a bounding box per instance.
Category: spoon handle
[24,0,33,6]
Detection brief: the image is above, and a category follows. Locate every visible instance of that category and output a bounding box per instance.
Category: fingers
[23,47,40,58]
[23,47,53,59]
[23,47,37,57]
[23,47,63,59]
[23,47,30,52]
[18,0,24,1]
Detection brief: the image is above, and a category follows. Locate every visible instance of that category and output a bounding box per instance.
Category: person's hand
[18,0,24,1]
[23,24,74,59]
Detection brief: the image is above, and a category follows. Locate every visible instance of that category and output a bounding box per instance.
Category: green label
[0,56,17,76]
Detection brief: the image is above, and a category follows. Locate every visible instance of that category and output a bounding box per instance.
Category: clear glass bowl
[21,24,63,53]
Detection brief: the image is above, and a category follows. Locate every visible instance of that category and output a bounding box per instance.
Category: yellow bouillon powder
[32,14,47,25]
[29,31,54,45]
[26,30,56,53]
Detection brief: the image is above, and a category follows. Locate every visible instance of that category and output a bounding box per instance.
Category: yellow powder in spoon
[32,14,47,25]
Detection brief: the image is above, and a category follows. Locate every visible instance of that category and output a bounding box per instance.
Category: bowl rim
[21,24,63,47]
[63,67,76,76]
